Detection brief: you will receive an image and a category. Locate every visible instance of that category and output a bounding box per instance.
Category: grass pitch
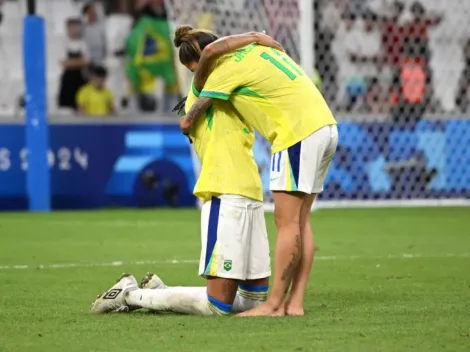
[0,207,469,352]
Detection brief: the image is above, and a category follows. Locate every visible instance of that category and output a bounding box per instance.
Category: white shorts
[270,125,338,194]
[199,195,271,280]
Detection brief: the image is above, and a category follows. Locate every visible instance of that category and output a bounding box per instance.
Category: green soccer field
[0,208,469,352]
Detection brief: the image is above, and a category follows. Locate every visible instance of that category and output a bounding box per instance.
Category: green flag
[126,16,177,93]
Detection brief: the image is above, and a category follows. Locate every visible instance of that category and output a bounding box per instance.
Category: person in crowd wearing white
[58,18,89,111]
[333,9,382,111]
[82,2,106,67]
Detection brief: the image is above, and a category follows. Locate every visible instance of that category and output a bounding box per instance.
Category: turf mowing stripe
[0,253,468,271]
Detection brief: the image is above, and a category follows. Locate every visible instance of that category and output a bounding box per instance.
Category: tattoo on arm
[194,39,230,91]
[185,97,213,126]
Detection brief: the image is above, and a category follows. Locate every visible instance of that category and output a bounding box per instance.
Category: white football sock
[232,292,264,312]
[126,287,215,316]
[126,286,267,315]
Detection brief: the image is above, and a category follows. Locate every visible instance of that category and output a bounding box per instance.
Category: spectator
[402,1,442,61]
[390,40,432,125]
[335,9,381,111]
[389,1,443,124]
[58,18,88,111]
[455,39,470,113]
[380,1,405,69]
[82,2,107,66]
[77,66,115,117]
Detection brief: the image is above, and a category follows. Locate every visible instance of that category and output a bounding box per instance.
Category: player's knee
[274,207,300,229]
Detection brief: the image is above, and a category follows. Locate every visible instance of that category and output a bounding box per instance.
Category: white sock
[126,286,267,315]
[232,293,264,313]
[126,287,215,316]
[232,285,268,312]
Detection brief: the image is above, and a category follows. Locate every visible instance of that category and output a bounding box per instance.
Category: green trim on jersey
[192,80,200,97]
[200,91,230,100]
[233,86,266,99]
[206,105,214,130]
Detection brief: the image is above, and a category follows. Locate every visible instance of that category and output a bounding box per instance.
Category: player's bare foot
[272,304,286,316]
[285,303,304,316]
[236,302,279,317]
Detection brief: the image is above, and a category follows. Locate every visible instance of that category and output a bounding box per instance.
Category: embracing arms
[180,32,283,134]
[193,32,284,91]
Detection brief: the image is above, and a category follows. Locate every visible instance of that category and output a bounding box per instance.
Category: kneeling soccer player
[90,32,282,315]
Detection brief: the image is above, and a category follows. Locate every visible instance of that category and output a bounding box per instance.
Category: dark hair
[362,10,378,22]
[82,2,94,15]
[410,1,425,16]
[392,1,405,13]
[66,17,82,26]
[174,25,218,65]
[341,9,356,22]
[92,65,107,78]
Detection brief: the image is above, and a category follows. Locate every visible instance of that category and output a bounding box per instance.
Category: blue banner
[0,123,196,210]
[253,119,470,201]
[0,120,469,210]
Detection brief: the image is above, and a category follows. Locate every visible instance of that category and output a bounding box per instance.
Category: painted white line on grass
[0,253,468,271]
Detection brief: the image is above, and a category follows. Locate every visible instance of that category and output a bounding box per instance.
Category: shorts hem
[246,271,271,280]
[270,187,310,194]
[199,272,249,280]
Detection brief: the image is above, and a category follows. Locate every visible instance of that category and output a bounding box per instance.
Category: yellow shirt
[200,44,337,153]
[76,84,114,116]
[187,80,263,203]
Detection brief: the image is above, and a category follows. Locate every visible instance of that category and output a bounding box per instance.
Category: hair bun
[174,25,194,47]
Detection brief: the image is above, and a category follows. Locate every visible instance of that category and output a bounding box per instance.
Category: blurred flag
[126,16,176,93]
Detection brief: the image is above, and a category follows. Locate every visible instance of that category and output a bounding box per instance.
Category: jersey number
[260,50,303,81]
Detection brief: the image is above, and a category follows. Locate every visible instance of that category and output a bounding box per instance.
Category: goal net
[165,0,470,208]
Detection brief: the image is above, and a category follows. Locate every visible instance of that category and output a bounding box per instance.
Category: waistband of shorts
[215,195,264,208]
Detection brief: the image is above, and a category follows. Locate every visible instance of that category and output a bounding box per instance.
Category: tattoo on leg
[281,234,302,285]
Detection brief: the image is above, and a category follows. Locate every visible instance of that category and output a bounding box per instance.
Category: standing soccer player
[91,31,284,317]
[178,27,338,316]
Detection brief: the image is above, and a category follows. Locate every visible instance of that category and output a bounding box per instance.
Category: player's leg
[284,193,316,316]
[92,197,246,316]
[233,201,271,312]
[285,124,338,315]
[238,191,304,316]
[239,149,306,316]
[139,273,269,313]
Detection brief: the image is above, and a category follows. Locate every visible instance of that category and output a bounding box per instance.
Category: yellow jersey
[200,44,337,153]
[187,80,263,203]
[76,84,114,116]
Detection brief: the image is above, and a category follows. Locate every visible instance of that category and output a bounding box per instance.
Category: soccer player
[177,26,338,316]
[90,30,283,317]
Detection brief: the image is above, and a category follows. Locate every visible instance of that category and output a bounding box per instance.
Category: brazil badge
[223,260,232,272]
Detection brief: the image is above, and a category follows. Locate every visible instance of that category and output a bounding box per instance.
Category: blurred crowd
[57,0,178,117]
[316,0,470,120]
[0,0,178,117]
[1,0,470,120]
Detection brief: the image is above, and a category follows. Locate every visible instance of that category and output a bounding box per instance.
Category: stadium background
[0,0,469,210]
[0,1,469,351]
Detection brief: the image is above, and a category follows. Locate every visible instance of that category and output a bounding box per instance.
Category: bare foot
[285,303,304,316]
[272,302,286,317]
[236,302,279,317]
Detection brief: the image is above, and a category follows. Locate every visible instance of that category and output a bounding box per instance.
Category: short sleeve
[76,87,87,106]
[200,60,243,101]
[106,89,114,104]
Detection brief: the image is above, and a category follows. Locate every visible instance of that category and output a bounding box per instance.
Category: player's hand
[180,117,192,135]
[256,33,285,52]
